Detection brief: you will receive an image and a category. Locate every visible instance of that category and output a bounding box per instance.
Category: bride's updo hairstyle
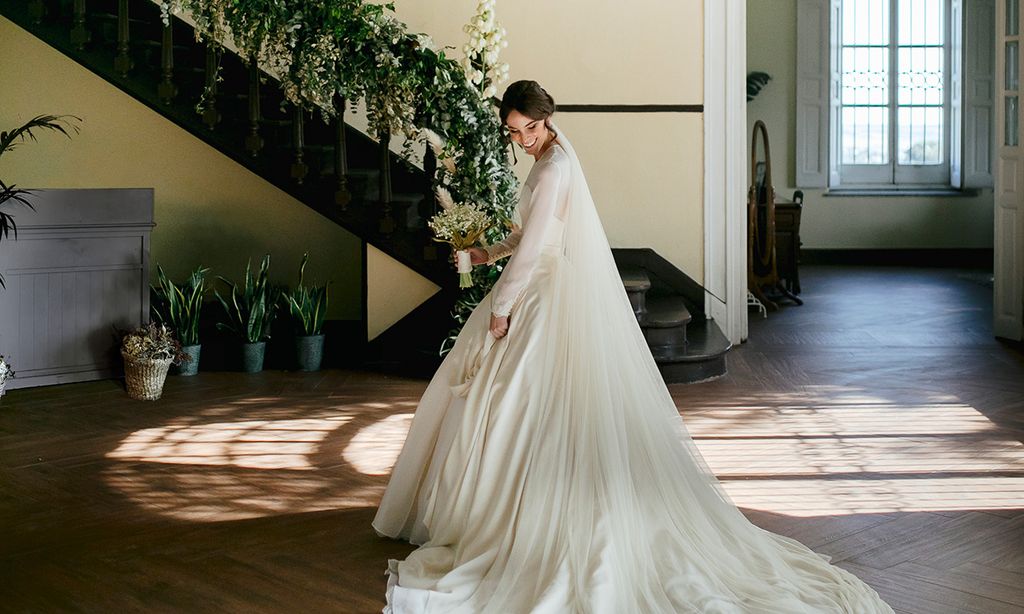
[499,80,557,127]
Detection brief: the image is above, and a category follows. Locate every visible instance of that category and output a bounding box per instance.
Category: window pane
[1008,42,1020,92]
[899,0,944,46]
[843,47,890,105]
[898,106,944,164]
[844,0,889,45]
[1008,96,1020,147]
[843,107,889,164]
[1009,0,1020,37]
[898,47,945,105]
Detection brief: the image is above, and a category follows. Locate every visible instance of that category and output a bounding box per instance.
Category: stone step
[640,296,691,348]
[619,266,651,317]
[649,317,731,383]
[641,295,692,329]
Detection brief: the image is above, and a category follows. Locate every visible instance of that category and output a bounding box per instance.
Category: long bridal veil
[378,124,893,612]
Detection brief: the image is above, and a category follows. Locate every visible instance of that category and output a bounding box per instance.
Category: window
[795,0,993,190]
[838,0,950,186]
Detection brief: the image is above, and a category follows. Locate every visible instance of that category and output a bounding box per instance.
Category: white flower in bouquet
[428,198,493,288]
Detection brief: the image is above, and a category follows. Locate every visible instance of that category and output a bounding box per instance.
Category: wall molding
[557,104,704,113]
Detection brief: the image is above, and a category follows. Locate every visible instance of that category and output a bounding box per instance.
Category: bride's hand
[449,247,489,268]
[469,247,488,265]
[489,313,509,339]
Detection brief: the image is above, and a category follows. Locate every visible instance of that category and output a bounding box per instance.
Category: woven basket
[122,352,173,401]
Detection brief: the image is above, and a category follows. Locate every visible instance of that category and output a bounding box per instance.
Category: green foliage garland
[159,0,519,352]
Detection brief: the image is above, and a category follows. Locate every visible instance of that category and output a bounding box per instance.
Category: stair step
[641,296,692,328]
[650,317,731,383]
[619,266,651,292]
[649,318,730,364]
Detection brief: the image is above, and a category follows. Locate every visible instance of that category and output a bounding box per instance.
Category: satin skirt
[372,252,893,614]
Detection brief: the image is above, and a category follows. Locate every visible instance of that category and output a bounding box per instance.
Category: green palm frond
[0,115,80,289]
[0,115,81,160]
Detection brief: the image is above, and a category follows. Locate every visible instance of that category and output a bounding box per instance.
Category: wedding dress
[372,125,893,614]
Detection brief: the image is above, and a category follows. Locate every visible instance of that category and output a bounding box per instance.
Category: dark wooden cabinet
[772,194,803,295]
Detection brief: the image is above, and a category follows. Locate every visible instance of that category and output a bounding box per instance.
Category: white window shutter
[828,0,842,187]
[963,0,995,188]
[796,0,832,188]
[950,0,963,188]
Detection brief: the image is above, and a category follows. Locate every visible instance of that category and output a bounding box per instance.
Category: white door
[995,0,1024,340]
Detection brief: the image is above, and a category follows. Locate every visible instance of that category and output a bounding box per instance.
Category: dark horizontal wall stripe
[557,104,704,113]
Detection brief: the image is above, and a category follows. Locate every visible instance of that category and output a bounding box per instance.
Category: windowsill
[823,187,981,198]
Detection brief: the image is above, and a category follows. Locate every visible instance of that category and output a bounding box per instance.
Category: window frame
[835,0,953,188]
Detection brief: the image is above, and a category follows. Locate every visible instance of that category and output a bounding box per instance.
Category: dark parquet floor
[1,265,1022,613]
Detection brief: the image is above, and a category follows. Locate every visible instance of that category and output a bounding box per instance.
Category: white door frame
[704,0,749,344]
[994,0,1023,340]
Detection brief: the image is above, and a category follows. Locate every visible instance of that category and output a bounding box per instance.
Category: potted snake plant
[215,254,278,373]
[283,253,329,372]
[151,265,209,376]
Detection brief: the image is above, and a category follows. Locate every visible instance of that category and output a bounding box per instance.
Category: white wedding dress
[372,126,893,614]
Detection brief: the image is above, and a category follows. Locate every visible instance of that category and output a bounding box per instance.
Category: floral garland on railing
[158,0,518,353]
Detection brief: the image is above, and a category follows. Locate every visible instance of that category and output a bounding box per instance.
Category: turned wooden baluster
[291,106,308,184]
[378,129,395,234]
[201,43,220,130]
[158,22,176,103]
[334,97,351,209]
[245,61,263,157]
[421,148,438,259]
[71,0,91,50]
[28,0,46,24]
[114,0,132,76]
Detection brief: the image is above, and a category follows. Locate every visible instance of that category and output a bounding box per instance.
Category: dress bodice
[486,143,571,316]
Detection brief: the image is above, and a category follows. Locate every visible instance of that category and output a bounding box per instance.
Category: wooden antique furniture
[768,191,803,297]
[748,120,802,310]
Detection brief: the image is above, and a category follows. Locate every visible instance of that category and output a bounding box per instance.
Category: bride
[372,80,893,613]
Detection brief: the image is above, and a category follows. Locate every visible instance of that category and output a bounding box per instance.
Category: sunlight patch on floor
[683,399,1024,516]
[107,416,351,470]
[343,413,414,475]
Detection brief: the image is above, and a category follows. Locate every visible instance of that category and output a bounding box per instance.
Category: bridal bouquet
[427,188,492,288]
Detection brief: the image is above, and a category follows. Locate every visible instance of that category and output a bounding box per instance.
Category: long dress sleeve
[482,226,522,265]
[490,160,564,317]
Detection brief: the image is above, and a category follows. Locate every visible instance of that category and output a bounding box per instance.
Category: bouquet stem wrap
[456,250,473,288]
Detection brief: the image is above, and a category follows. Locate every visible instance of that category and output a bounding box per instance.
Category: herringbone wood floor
[2,265,1022,613]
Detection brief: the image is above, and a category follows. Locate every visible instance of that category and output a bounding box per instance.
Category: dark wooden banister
[246,61,263,157]
[158,21,176,104]
[114,0,131,76]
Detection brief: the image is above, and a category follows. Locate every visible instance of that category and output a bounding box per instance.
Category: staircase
[615,249,731,383]
[3,0,730,382]
[1,0,460,366]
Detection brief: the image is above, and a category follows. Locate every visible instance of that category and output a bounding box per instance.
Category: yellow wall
[393,0,707,281]
[0,16,362,319]
[746,0,993,249]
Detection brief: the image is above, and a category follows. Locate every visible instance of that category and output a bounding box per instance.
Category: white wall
[746,0,994,250]
[394,0,707,281]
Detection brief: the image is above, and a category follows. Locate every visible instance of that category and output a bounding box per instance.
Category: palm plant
[214,255,278,343]
[283,253,329,336]
[0,115,80,288]
[151,265,210,346]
